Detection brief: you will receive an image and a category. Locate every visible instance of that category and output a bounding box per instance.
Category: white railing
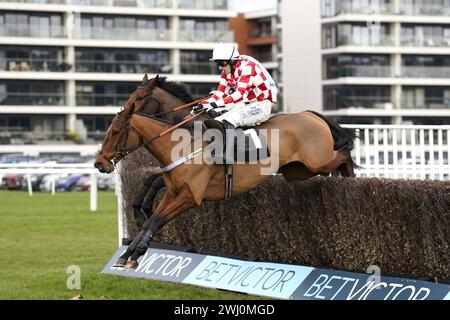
[0,163,117,211]
[342,125,450,180]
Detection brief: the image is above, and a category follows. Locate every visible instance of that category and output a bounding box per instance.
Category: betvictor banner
[103,245,450,300]
[290,269,450,300]
[102,246,206,283]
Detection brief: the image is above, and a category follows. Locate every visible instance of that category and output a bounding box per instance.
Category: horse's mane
[156,77,194,103]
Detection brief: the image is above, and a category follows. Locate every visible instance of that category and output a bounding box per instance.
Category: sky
[229,0,277,12]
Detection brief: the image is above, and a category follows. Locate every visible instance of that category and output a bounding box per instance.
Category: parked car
[2,174,25,190]
[75,175,92,191]
[18,174,47,191]
[98,174,116,191]
[39,174,67,192]
[55,174,88,191]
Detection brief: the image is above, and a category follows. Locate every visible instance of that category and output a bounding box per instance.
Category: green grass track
[0,190,259,300]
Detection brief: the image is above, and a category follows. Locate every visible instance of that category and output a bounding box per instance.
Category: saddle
[203,120,270,164]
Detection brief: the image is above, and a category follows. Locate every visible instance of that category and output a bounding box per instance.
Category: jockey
[192,43,278,132]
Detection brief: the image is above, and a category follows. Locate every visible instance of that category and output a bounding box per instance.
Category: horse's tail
[307,110,357,151]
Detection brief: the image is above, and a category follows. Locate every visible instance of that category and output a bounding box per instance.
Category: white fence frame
[0,163,114,211]
[342,125,450,180]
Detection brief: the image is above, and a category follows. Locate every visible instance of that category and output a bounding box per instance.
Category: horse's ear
[143,73,148,82]
[150,74,159,89]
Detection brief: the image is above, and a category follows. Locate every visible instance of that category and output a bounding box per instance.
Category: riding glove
[191,102,217,115]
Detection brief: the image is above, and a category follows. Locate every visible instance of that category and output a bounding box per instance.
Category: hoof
[113,257,127,268]
[125,260,139,270]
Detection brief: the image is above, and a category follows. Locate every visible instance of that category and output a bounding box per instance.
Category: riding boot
[222,120,236,165]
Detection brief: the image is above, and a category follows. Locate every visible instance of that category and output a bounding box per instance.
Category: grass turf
[0,190,261,300]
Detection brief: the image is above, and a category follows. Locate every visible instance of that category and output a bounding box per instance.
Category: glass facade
[324,85,391,110]
[184,82,217,99]
[321,0,394,16]
[324,54,391,78]
[0,11,65,38]
[179,18,231,42]
[0,115,65,145]
[251,45,274,63]
[401,24,450,47]
[76,81,140,106]
[75,48,170,73]
[0,46,67,72]
[402,55,450,77]
[71,0,173,7]
[0,80,65,106]
[77,115,114,141]
[178,0,228,10]
[75,14,169,41]
[180,50,219,74]
[400,0,450,16]
[402,86,450,108]
[322,23,392,48]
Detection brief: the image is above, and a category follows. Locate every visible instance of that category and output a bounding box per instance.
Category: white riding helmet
[209,43,240,61]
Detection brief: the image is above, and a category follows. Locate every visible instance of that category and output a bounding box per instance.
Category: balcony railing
[76,93,129,106]
[252,52,275,63]
[2,0,66,3]
[179,62,220,74]
[177,0,227,10]
[0,24,66,38]
[73,27,170,41]
[0,58,71,72]
[250,28,277,38]
[2,0,174,7]
[401,36,450,47]
[326,95,393,110]
[402,97,450,109]
[327,65,391,78]
[399,4,450,16]
[339,0,395,15]
[178,30,232,43]
[75,60,169,73]
[0,131,75,145]
[0,93,66,106]
[401,66,450,78]
[71,0,173,7]
[338,35,395,46]
[2,0,228,9]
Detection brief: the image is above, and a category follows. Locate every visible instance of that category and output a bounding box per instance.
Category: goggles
[215,60,229,67]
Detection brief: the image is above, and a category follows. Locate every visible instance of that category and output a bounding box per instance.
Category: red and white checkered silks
[201,55,277,110]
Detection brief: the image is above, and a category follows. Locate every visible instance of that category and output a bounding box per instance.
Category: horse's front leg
[124,184,199,270]
[113,188,176,268]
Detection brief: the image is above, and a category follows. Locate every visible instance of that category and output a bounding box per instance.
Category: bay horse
[94,74,356,269]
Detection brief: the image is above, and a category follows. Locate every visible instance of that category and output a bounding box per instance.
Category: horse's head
[94,74,159,173]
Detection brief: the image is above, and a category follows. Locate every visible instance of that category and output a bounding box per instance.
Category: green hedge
[120,151,450,281]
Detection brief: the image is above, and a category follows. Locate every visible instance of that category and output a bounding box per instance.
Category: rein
[100,95,210,165]
[153,96,211,117]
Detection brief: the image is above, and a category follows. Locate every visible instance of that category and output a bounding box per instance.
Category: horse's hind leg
[331,148,355,177]
[339,148,355,177]
[140,175,165,220]
[132,174,160,229]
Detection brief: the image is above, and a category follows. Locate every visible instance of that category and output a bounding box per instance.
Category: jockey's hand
[191,102,217,115]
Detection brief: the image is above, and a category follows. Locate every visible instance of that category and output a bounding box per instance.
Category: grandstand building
[0,0,235,156]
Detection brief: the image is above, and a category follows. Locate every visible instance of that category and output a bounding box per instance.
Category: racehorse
[94,74,356,269]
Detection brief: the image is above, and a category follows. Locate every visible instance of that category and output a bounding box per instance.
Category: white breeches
[214,100,272,127]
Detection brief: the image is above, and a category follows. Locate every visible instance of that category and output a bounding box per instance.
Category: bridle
[98,92,209,166]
